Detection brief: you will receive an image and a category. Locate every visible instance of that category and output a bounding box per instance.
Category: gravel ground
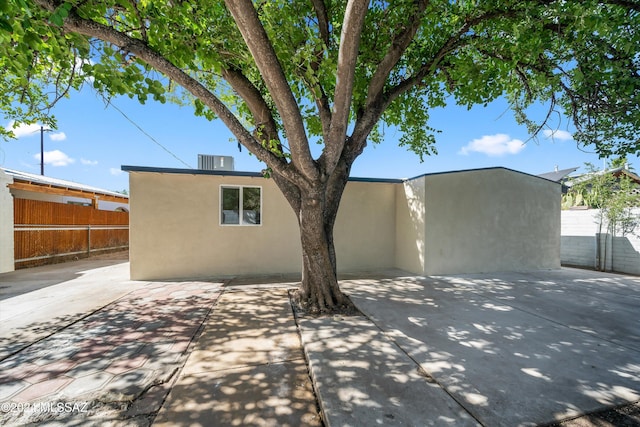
[549,401,640,427]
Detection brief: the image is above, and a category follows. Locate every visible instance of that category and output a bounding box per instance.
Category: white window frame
[219,185,262,226]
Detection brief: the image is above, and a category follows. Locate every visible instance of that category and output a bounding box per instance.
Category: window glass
[220,186,261,226]
[221,187,240,224]
[243,187,261,225]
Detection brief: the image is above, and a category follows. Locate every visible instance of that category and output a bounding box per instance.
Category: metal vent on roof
[198,155,234,171]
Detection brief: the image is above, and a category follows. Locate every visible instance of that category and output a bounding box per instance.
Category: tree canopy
[3,0,639,161]
[2,0,639,311]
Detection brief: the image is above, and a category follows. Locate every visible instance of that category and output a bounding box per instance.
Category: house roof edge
[405,166,561,184]
[121,165,404,183]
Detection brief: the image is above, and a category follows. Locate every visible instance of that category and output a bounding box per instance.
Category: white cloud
[49,132,67,141]
[459,134,525,157]
[34,150,75,167]
[5,121,51,138]
[75,57,94,82]
[110,168,123,176]
[543,129,573,141]
[81,158,98,166]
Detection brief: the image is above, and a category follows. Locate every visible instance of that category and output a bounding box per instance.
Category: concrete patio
[322,269,640,426]
[0,256,639,426]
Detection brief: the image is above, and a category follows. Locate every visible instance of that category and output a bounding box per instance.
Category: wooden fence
[14,199,129,268]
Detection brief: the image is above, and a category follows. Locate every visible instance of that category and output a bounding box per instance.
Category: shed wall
[422,169,561,275]
[394,177,426,274]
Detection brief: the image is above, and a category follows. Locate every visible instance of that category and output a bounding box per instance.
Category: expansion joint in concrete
[289,289,329,427]
[356,305,486,427]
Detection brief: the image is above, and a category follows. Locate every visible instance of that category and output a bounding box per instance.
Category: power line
[106,100,193,169]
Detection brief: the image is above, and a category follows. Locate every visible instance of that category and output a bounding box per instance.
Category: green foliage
[561,192,584,210]
[610,156,636,172]
[1,0,639,160]
[570,163,640,236]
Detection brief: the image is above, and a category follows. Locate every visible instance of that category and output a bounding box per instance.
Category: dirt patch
[547,401,640,426]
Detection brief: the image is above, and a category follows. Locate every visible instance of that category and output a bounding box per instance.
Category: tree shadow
[297,312,479,426]
[152,288,321,427]
[338,268,640,426]
[0,280,222,426]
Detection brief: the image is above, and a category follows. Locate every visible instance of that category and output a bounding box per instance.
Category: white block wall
[613,231,640,275]
[0,169,14,273]
[561,208,640,274]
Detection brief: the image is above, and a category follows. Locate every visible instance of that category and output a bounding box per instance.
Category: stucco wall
[395,177,426,274]
[0,169,15,273]
[422,169,561,275]
[128,167,561,280]
[129,171,398,280]
[129,172,301,280]
[334,181,397,271]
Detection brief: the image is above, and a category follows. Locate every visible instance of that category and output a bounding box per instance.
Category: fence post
[87,225,91,255]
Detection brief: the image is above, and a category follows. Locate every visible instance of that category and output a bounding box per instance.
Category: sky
[1,85,638,193]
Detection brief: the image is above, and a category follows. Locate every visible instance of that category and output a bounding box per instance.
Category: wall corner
[0,169,15,273]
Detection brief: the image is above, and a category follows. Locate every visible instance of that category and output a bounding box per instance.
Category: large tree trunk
[275,162,356,314]
[295,190,349,313]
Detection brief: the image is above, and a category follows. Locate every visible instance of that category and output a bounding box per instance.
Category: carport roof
[1,167,129,202]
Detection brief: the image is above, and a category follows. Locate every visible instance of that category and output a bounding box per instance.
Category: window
[220,186,261,225]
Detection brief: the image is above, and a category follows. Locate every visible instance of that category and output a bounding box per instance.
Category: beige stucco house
[122,165,561,281]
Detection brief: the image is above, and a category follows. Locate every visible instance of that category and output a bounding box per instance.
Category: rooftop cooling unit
[198,155,234,171]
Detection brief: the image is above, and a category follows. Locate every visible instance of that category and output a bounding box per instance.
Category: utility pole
[40,126,44,176]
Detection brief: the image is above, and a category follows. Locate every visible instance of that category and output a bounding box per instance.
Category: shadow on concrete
[340,268,640,426]
[0,280,221,426]
[153,289,321,427]
[298,312,480,426]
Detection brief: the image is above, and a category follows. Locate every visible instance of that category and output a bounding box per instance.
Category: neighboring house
[537,166,579,184]
[0,167,130,273]
[1,167,129,211]
[564,165,640,199]
[539,166,640,201]
[123,165,561,281]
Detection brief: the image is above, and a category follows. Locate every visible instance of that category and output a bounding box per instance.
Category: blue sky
[1,86,637,193]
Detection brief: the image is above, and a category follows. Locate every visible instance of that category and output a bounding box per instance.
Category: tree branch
[599,0,640,12]
[321,0,369,177]
[311,0,330,46]
[39,2,301,184]
[365,0,429,108]
[221,66,282,155]
[350,5,525,156]
[224,0,318,182]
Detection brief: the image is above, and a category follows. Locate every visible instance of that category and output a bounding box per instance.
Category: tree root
[290,287,363,317]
